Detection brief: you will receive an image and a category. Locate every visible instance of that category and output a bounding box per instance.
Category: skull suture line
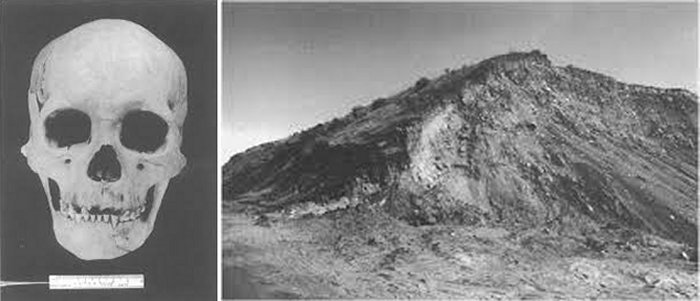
[21,19,187,260]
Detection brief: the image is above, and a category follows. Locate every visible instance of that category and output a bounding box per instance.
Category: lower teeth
[58,205,144,224]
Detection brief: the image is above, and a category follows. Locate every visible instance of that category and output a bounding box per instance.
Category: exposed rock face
[223,50,697,249]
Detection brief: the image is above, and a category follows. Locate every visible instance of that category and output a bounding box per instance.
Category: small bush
[414,77,430,90]
[326,117,344,132]
[370,98,388,110]
[351,105,370,119]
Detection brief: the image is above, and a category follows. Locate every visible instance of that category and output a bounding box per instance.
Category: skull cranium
[21,19,187,260]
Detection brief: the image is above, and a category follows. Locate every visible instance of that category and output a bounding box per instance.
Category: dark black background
[0,0,217,300]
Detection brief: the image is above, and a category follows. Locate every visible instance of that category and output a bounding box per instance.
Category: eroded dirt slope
[222,50,697,299]
[223,50,697,249]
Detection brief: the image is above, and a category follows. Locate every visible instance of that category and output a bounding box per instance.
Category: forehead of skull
[37,19,186,109]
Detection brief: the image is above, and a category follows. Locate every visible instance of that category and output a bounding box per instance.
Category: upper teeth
[58,201,146,227]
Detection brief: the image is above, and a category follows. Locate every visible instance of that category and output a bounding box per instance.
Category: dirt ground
[222,207,697,299]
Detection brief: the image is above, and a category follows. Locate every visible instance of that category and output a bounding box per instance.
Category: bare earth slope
[222,51,698,299]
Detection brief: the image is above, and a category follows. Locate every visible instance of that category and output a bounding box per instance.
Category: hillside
[222,50,697,298]
[223,50,697,247]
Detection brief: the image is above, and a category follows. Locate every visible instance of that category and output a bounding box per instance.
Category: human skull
[21,19,187,260]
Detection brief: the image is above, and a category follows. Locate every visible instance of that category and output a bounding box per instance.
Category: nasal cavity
[87,145,121,182]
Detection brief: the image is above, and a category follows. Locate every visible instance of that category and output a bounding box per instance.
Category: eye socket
[44,109,91,148]
[120,110,168,153]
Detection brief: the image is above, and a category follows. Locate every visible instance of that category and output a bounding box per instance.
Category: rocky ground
[223,207,697,299]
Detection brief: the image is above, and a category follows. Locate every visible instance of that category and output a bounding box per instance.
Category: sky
[222,2,697,159]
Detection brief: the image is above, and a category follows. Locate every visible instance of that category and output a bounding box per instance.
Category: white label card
[49,274,144,290]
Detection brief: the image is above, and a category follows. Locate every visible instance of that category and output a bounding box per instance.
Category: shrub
[370,98,388,110]
[351,105,370,119]
[414,77,430,90]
